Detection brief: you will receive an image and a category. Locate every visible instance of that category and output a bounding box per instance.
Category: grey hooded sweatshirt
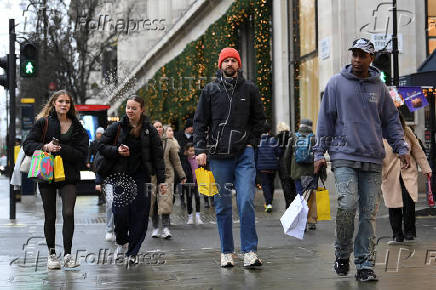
[313,65,409,164]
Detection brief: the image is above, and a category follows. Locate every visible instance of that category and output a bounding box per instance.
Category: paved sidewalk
[0,175,436,289]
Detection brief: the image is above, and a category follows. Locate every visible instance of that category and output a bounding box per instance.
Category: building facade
[100,0,432,139]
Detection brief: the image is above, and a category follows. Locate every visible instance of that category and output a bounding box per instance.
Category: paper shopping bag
[316,187,331,220]
[54,155,66,182]
[28,150,54,182]
[280,195,308,240]
[208,170,219,196]
[195,168,219,197]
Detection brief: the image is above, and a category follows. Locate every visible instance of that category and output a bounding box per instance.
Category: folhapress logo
[77,15,167,34]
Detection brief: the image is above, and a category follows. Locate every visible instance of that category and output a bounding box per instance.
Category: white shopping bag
[280,195,309,240]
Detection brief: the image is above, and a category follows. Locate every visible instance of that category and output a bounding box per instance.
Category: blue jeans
[334,167,382,270]
[209,147,258,254]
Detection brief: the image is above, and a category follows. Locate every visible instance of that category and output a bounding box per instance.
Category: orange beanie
[218,47,241,68]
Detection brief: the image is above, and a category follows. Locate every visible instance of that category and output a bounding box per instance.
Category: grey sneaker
[63,254,80,269]
[220,253,234,267]
[47,254,61,270]
[243,251,262,267]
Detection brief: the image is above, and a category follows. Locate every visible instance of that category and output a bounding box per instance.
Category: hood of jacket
[340,64,381,83]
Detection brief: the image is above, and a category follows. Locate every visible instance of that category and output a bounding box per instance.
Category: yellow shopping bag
[316,187,331,221]
[54,155,66,182]
[195,168,219,197]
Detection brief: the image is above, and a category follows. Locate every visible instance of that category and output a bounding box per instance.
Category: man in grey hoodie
[313,38,410,282]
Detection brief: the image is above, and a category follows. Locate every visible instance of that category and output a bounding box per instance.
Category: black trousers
[183,183,200,214]
[113,175,151,256]
[259,171,276,205]
[388,176,416,238]
[38,183,77,255]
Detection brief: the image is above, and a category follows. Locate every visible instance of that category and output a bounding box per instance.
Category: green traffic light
[25,61,34,74]
[380,71,386,83]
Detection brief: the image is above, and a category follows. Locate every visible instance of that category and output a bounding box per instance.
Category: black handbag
[93,124,121,178]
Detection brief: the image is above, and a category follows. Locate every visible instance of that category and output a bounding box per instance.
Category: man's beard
[223,67,237,77]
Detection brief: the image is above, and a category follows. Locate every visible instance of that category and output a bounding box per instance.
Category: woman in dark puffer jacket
[23,90,89,270]
[98,95,166,264]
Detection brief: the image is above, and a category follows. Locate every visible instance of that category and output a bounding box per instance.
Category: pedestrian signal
[20,42,38,78]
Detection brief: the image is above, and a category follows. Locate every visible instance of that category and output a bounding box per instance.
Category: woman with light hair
[151,122,186,239]
[23,90,89,269]
[276,121,297,208]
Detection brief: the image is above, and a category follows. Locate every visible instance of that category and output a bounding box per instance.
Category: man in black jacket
[194,47,266,268]
[175,119,194,155]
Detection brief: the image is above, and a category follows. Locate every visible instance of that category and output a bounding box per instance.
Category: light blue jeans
[105,184,114,233]
[334,167,382,270]
[209,146,258,254]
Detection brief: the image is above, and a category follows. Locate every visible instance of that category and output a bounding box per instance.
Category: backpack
[294,132,314,163]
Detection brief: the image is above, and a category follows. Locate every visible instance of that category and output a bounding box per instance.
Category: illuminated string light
[131,0,272,125]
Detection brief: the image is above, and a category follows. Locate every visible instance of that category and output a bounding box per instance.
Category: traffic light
[20,42,38,78]
[0,55,8,89]
[372,51,391,85]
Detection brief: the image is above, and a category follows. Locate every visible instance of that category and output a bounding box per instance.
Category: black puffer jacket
[23,111,89,184]
[193,70,267,159]
[98,115,165,184]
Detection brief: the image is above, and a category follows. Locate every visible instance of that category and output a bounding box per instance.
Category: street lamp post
[392,0,399,87]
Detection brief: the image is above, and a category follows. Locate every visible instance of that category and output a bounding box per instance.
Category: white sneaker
[105,232,115,242]
[115,243,128,261]
[128,255,139,264]
[187,214,194,225]
[63,254,80,269]
[161,227,172,239]
[47,254,61,270]
[220,253,234,267]
[196,214,204,225]
[152,228,160,238]
[243,251,262,267]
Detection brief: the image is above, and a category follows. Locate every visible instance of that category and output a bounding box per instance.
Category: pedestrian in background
[276,122,297,209]
[285,118,318,230]
[313,38,410,282]
[87,127,106,206]
[151,122,186,239]
[98,95,166,264]
[181,143,203,225]
[194,47,266,268]
[175,119,194,207]
[23,90,89,270]
[256,122,280,213]
[382,114,432,242]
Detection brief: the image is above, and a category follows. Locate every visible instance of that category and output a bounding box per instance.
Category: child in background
[181,143,203,224]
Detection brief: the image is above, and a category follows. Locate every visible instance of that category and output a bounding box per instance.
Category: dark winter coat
[87,139,100,164]
[193,70,267,159]
[256,134,280,171]
[23,111,89,184]
[277,130,292,178]
[97,115,165,184]
[174,131,193,155]
[180,155,194,184]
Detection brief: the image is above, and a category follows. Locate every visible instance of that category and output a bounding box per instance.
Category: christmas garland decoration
[130,0,272,128]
